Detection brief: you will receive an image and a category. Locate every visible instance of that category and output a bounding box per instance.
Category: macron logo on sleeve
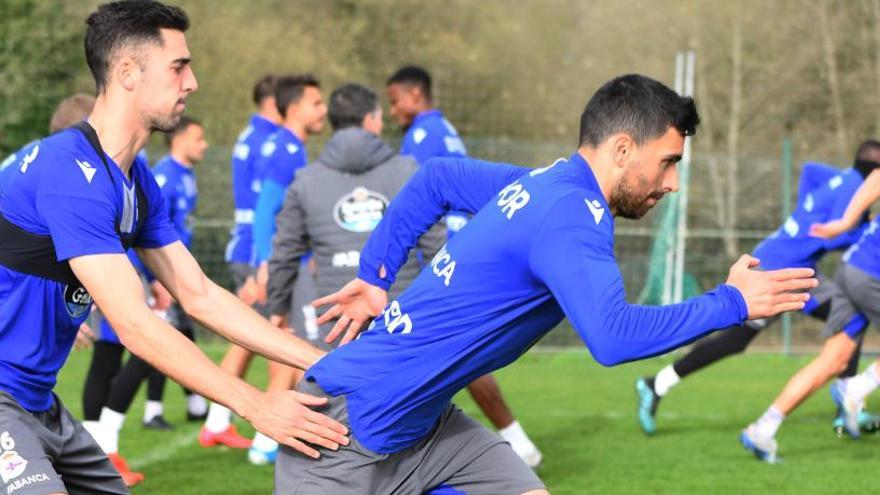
[585,198,604,224]
[75,159,97,183]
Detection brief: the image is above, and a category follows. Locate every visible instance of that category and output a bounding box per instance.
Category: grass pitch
[55,344,877,494]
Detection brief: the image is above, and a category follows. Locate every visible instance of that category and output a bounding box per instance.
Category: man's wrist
[226,379,261,422]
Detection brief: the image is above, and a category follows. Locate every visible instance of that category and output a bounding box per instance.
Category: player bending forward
[273,74,817,494]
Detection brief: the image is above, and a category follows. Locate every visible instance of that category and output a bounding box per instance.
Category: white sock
[187,394,208,416]
[846,362,880,403]
[204,403,232,433]
[97,407,126,454]
[498,421,538,454]
[82,420,111,454]
[654,365,681,397]
[252,432,279,452]
[143,400,164,422]
[754,406,785,439]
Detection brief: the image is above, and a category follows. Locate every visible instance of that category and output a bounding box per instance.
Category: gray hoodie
[267,127,446,316]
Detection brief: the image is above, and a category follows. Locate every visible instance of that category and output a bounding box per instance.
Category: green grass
[56,345,878,494]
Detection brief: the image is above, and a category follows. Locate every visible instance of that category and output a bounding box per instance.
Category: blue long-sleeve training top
[307,153,748,454]
[252,127,306,265]
[226,114,278,265]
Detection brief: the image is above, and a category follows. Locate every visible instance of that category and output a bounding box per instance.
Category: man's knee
[822,333,859,373]
[523,490,550,495]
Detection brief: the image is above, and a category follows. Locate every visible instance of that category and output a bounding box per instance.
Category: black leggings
[82,341,125,421]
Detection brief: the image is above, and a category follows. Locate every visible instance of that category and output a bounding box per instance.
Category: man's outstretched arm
[74,246,348,459]
[530,194,817,366]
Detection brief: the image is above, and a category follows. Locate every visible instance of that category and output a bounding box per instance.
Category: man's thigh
[0,395,67,495]
[822,265,869,339]
[274,380,390,494]
[421,406,544,495]
[51,400,127,495]
[0,393,125,495]
[842,264,880,331]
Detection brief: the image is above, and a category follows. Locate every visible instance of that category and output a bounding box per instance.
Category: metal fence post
[781,135,793,355]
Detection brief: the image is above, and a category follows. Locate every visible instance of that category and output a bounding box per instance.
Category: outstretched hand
[312,278,388,346]
[242,389,349,459]
[725,254,817,320]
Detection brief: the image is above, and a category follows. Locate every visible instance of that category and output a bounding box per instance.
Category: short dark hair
[252,74,277,106]
[855,139,880,162]
[387,65,432,101]
[85,0,190,93]
[328,83,380,131]
[274,74,321,118]
[164,115,200,148]
[578,74,699,148]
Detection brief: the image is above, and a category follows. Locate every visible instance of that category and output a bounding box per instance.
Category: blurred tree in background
[0,0,84,154]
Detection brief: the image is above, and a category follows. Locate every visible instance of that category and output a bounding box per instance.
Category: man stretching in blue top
[273,74,817,494]
[0,2,347,494]
[385,64,543,467]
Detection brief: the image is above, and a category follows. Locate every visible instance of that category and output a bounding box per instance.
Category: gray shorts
[228,262,269,317]
[274,379,543,495]
[823,263,875,339]
[0,392,127,495]
[288,273,323,349]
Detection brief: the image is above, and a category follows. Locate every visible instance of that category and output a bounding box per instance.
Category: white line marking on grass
[128,430,199,470]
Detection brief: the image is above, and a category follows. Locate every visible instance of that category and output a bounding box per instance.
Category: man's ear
[115,55,141,92]
[610,133,635,169]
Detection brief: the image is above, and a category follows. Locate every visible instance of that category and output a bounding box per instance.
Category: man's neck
[577,147,616,209]
[257,108,280,125]
[284,121,308,143]
[87,95,151,175]
[413,104,434,118]
[170,150,193,168]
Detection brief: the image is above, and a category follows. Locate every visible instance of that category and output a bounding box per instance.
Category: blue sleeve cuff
[719,283,749,324]
[357,264,392,291]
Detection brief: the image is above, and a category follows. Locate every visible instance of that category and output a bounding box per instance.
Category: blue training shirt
[226,114,278,265]
[401,109,470,235]
[152,155,198,249]
[0,129,178,411]
[307,154,748,454]
[252,127,307,264]
[753,165,867,271]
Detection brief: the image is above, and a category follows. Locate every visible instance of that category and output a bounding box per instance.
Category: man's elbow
[176,275,214,320]
[582,335,627,366]
[590,348,625,367]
